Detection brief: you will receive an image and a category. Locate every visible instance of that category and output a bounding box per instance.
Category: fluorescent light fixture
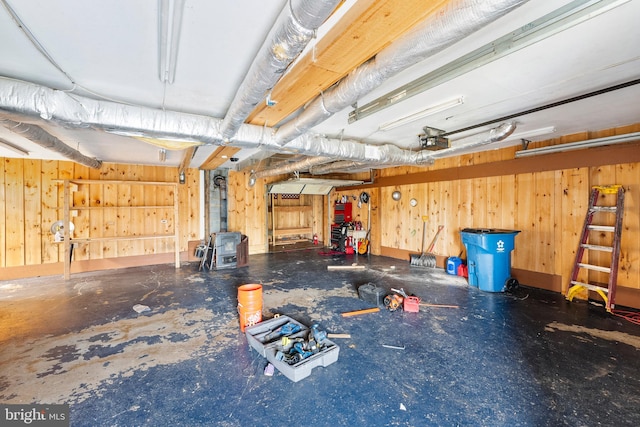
[158,0,185,84]
[378,97,464,131]
[0,138,29,155]
[515,131,640,158]
[350,0,631,123]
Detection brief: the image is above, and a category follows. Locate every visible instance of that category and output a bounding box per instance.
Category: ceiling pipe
[310,160,367,175]
[0,117,102,169]
[0,78,433,167]
[219,0,342,141]
[250,155,333,182]
[273,0,530,146]
[309,121,516,174]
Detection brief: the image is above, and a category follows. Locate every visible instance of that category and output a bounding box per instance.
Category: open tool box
[245,315,340,382]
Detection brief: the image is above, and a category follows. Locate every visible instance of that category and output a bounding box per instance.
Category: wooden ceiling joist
[199,146,241,170]
[246,0,452,128]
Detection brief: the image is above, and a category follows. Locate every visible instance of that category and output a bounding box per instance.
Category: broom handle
[421,220,427,254]
[426,225,444,253]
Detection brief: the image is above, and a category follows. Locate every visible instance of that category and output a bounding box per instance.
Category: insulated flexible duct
[273,0,530,146]
[219,0,342,141]
[251,156,332,180]
[0,117,102,169]
[0,79,434,166]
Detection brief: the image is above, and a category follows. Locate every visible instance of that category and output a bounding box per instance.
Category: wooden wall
[7,123,637,307]
[1,159,199,278]
[230,124,640,308]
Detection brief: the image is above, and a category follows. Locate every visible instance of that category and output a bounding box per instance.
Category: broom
[410,220,444,268]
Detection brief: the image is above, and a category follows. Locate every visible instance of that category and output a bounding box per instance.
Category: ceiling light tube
[515,131,640,158]
[351,0,631,123]
[158,0,185,84]
[378,97,464,131]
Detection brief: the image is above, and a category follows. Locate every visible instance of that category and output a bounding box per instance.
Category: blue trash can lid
[461,228,520,234]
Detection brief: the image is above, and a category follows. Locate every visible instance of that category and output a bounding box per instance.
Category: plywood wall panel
[128,166,145,255]
[439,181,456,254]
[0,158,5,268]
[185,168,199,242]
[471,177,487,229]
[23,160,42,265]
[142,165,160,254]
[534,171,555,274]
[513,173,534,270]
[499,175,516,230]
[4,159,25,267]
[616,164,639,289]
[559,168,589,293]
[486,175,502,228]
[0,159,199,276]
[41,160,59,263]
[72,164,90,260]
[87,167,104,258]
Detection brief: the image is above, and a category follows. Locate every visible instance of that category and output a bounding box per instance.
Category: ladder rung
[580,244,613,252]
[587,225,615,232]
[590,206,617,213]
[578,263,611,273]
[570,281,610,293]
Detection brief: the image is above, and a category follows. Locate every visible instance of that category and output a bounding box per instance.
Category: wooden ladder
[566,185,625,312]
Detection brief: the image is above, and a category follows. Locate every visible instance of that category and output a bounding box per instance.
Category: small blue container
[446,257,462,275]
[460,228,520,292]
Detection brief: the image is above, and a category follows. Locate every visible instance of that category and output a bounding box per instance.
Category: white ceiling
[0,0,638,170]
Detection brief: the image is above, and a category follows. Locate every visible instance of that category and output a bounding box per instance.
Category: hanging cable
[1,0,76,88]
[611,309,640,326]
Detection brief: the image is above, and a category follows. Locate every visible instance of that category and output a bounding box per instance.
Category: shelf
[57,178,180,279]
[272,227,313,237]
[270,205,312,213]
[54,234,176,243]
[57,205,174,210]
[54,179,178,186]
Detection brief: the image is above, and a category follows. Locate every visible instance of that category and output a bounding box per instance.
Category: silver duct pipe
[220,0,341,141]
[279,132,433,165]
[0,117,102,169]
[309,122,516,174]
[273,0,530,145]
[0,79,432,166]
[0,79,224,143]
[428,121,516,159]
[0,77,509,170]
[310,160,366,175]
[251,155,332,180]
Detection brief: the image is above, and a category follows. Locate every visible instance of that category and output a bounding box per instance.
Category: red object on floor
[404,296,420,312]
[458,264,468,278]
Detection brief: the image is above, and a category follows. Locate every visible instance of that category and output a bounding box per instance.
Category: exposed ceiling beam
[245,0,452,128]
[200,146,241,170]
[178,146,197,175]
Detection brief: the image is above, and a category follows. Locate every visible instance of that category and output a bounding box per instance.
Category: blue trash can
[460,228,520,292]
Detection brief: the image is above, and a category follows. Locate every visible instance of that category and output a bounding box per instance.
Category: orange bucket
[237,284,263,332]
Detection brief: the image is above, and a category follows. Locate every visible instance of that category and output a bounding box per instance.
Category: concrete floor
[1,250,640,426]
